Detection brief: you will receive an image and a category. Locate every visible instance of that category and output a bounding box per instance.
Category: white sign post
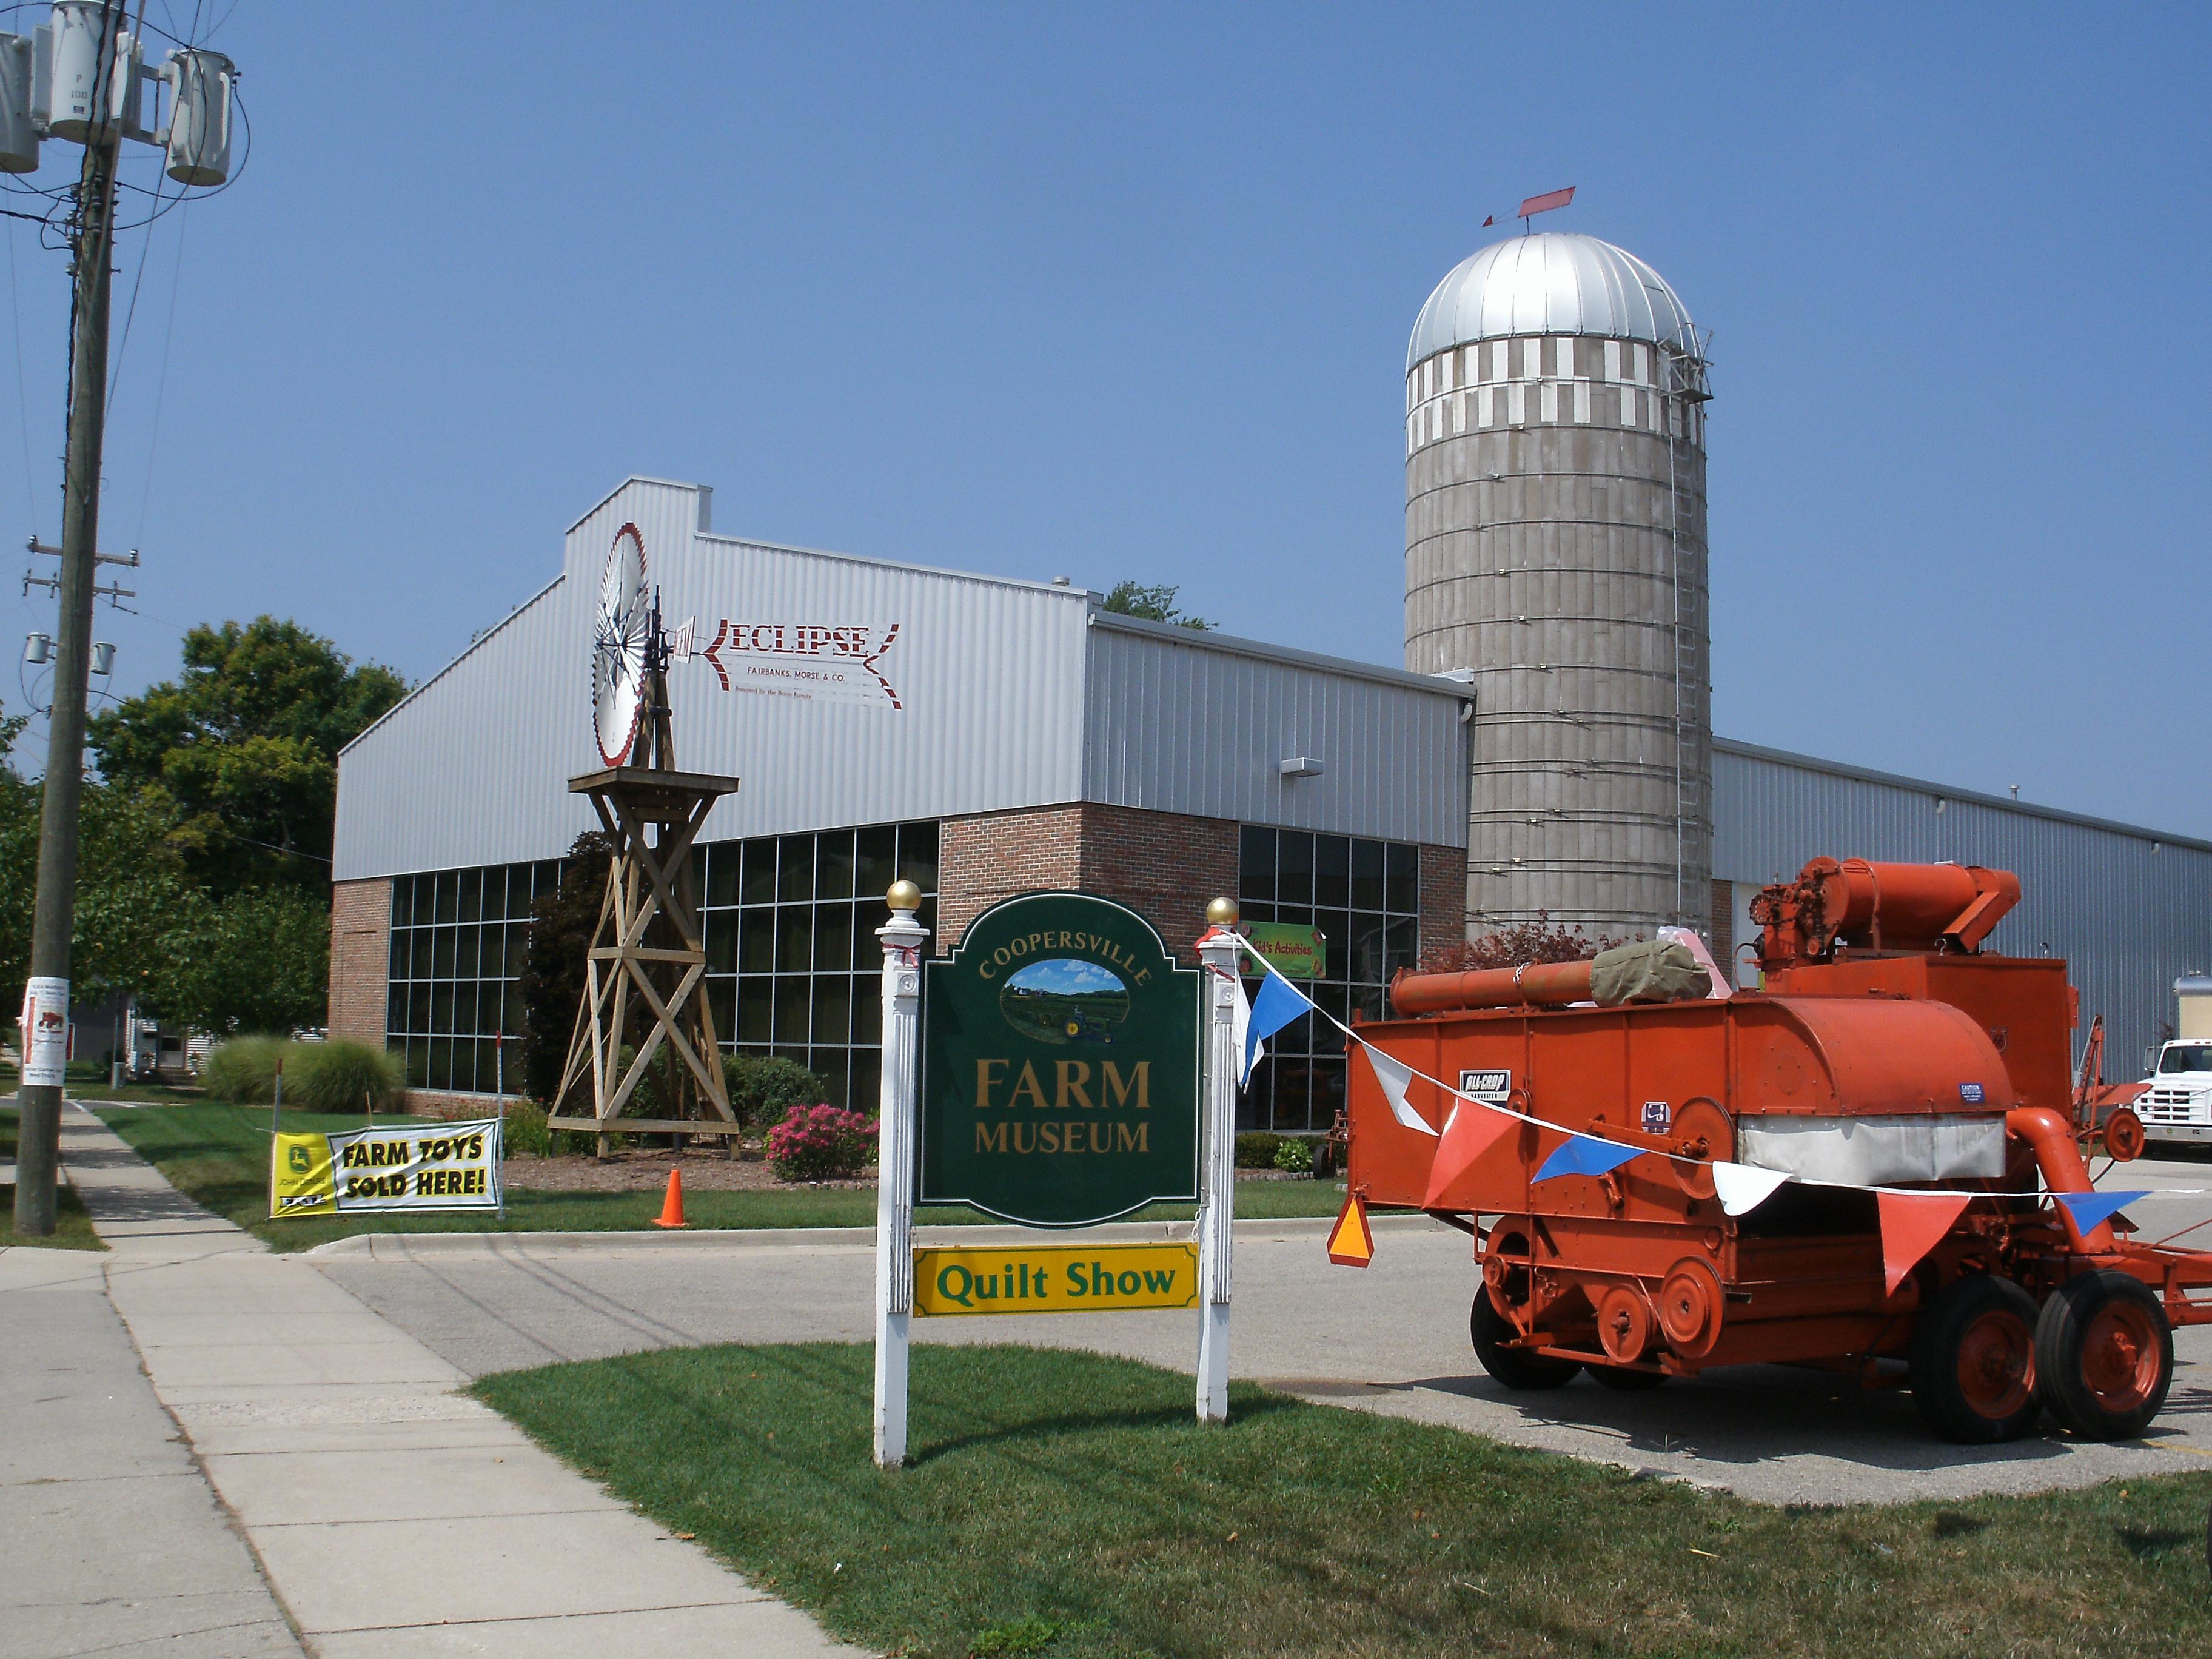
[1195,921,1241,1421]
[872,882,928,1469]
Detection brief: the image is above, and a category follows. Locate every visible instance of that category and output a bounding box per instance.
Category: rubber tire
[1586,1364,1667,1390]
[1909,1275,2043,1444]
[1470,1292,1581,1390]
[2035,1270,2173,1441]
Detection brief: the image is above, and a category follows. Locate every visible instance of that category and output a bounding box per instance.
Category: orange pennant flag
[1326,1191,1375,1267]
[1422,1098,1518,1212]
[1876,1190,1972,1295]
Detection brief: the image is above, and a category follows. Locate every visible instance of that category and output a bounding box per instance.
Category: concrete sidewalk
[18,1105,866,1658]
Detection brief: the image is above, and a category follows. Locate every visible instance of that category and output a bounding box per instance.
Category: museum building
[328,476,1473,1130]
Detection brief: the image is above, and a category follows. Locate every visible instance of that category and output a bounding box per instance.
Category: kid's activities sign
[270,1118,503,1219]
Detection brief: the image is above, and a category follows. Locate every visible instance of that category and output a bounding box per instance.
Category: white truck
[2139,1040,2212,1145]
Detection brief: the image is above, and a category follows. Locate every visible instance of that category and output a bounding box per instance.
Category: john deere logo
[287,1145,312,1174]
[999,958,1130,1045]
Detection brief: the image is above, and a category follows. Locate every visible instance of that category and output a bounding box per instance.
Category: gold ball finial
[886,880,922,914]
[1206,897,1239,927]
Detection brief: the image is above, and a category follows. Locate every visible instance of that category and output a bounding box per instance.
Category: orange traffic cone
[651,1167,689,1229]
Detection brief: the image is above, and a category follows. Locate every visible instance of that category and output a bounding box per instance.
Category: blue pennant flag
[1534,1133,1643,1184]
[1242,971,1312,1086]
[2052,1190,2146,1235]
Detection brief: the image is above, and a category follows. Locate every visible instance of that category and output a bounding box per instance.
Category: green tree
[1,766,198,1016]
[519,831,615,1103]
[1101,581,1214,631]
[153,885,332,1036]
[88,617,406,896]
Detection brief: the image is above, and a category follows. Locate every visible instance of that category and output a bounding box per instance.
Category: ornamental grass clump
[764,1104,876,1182]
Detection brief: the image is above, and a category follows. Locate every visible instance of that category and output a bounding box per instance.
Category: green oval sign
[919,891,1201,1227]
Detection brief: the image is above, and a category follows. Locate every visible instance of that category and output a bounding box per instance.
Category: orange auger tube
[2006,1105,2117,1252]
[1392,959,1594,1015]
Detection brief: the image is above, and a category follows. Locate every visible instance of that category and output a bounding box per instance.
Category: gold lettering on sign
[976,1122,1007,1154]
[1008,1062,1049,1111]
[1101,1061,1150,1110]
[975,1058,1008,1108]
[1056,1061,1093,1110]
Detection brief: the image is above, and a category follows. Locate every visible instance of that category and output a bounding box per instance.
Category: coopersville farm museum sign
[919,892,1201,1227]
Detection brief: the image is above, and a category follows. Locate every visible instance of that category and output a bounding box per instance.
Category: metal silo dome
[1407,231,1697,370]
[1404,230,1712,936]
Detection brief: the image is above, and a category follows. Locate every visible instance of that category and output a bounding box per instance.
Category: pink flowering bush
[765,1103,877,1182]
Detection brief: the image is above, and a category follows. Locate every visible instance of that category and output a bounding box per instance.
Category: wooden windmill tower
[548,523,740,1149]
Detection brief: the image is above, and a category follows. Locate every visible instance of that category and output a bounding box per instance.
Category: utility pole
[8,4,238,1234]
[13,6,121,1238]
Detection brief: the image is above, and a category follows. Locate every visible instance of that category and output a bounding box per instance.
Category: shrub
[290,1039,405,1113]
[1433,913,1629,973]
[501,1099,549,1155]
[765,1104,876,1181]
[1235,1131,1284,1169]
[723,1054,830,1128]
[1273,1137,1314,1175]
[203,1036,286,1103]
[203,1037,403,1111]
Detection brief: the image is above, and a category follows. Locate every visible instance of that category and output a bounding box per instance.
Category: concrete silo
[1404,230,1712,936]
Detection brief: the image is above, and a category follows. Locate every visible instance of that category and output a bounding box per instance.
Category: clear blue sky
[5,4,2207,830]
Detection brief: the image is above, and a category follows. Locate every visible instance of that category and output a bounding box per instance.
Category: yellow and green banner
[270,1118,503,1219]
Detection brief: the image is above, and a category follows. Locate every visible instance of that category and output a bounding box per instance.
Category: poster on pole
[270,1118,503,1219]
[919,891,1202,1228]
[19,976,69,1087]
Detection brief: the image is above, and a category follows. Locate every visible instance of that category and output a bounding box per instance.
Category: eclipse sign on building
[920,892,1201,1227]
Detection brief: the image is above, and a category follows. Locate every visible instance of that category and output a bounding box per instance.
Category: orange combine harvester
[1347,857,2212,1443]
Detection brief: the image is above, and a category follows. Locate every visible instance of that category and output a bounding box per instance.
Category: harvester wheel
[2035,1270,2173,1440]
[1909,1275,2042,1443]
[1470,1293,1580,1390]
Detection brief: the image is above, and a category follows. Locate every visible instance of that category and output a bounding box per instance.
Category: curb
[305,1212,1449,1259]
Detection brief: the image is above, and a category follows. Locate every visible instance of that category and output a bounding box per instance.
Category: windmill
[549,523,741,1150]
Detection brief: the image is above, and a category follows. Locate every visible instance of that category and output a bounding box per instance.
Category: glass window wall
[1237,826,1421,1132]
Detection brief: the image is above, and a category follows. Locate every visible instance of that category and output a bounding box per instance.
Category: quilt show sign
[919,892,1202,1227]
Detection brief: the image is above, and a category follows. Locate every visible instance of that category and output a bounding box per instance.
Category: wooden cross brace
[549,774,739,1139]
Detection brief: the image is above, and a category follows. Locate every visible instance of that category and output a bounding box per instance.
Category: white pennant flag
[1226,970,1253,1086]
[1361,1044,1438,1136]
[1712,1161,1791,1217]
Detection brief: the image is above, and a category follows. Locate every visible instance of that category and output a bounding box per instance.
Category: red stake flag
[1517,186,1575,219]
[1326,1191,1375,1267]
[1876,1191,1972,1295]
[1423,1098,1518,1211]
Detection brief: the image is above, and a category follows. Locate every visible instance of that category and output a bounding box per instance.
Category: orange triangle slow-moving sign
[1327,1192,1375,1268]
[1876,1190,1971,1295]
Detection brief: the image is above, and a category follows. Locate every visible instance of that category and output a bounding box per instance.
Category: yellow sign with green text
[912,1242,1199,1317]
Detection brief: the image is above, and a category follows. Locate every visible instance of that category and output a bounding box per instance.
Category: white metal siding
[337,479,1090,879]
[1714,739,2212,1074]
[1083,617,1469,846]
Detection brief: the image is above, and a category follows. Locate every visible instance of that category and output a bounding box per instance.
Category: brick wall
[938,806,1085,954]
[1418,843,1468,970]
[326,878,390,1045]
[1075,804,1238,963]
[939,803,1237,963]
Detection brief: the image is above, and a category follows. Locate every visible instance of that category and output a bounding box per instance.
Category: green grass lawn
[474,1342,2212,1659]
[93,1100,1347,1252]
[0,1107,104,1249]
